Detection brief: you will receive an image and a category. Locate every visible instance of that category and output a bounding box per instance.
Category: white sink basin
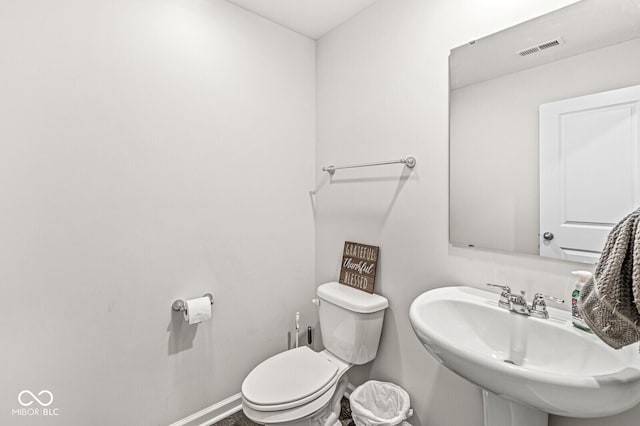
[409,286,640,420]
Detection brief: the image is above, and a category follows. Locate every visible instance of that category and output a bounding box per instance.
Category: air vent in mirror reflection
[517,38,564,56]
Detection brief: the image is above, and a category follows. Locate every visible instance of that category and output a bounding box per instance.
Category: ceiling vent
[517,38,564,56]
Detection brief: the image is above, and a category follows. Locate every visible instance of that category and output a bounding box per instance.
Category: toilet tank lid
[317,282,389,313]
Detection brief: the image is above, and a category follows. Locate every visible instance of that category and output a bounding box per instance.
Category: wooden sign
[339,241,379,294]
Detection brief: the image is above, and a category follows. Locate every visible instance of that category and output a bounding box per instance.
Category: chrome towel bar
[322,156,416,174]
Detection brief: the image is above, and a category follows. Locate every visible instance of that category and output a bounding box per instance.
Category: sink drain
[503,359,517,365]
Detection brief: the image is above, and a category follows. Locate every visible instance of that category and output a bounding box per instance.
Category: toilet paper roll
[184,297,212,325]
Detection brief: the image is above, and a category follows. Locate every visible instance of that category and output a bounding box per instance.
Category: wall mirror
[449,0,640,263]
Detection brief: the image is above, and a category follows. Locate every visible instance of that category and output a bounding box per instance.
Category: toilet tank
[317,282,389,365]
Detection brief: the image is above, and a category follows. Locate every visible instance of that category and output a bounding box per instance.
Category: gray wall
[316,0,640,425]
[0,0,315,425]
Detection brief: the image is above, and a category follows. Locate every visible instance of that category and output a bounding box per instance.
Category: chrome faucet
[486,283,564,318]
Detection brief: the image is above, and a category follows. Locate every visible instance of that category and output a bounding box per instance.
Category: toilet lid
[242,346,338,407]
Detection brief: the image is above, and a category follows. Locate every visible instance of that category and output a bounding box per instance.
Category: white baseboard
[168,393,242,426]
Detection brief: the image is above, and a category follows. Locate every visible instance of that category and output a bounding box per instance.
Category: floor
[213,397,356,426]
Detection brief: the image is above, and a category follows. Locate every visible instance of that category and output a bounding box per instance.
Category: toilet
[241,281,389,426]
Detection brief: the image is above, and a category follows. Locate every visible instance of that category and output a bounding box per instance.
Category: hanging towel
[578,207,640,349]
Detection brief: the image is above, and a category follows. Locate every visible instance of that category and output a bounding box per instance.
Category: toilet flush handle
[311,298,320,307]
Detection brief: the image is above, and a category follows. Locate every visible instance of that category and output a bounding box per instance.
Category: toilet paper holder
[172,293,214,312]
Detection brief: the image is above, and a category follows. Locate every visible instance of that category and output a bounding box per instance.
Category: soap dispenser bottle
[571,270,593,332]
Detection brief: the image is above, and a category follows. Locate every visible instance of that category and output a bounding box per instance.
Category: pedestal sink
[409,286,640,426]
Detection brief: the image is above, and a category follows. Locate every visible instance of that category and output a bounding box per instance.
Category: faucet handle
[534,293,564,304]
[530,293,564,319]
[486,283,511,309]
[486,283,511,293]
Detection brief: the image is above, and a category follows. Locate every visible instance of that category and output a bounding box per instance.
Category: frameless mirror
[449,0,640,263]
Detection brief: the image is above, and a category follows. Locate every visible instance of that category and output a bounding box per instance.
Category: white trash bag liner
[349,380,413,426]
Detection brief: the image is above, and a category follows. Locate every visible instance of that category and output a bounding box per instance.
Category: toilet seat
[242,380,337,425]
[242,346,339,411]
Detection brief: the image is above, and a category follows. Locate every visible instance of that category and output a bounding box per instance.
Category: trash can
[349,380,413,426]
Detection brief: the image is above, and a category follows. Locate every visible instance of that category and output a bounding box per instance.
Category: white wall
[0,0,315,425]
[450,37,640,254]
[316,0,640,425]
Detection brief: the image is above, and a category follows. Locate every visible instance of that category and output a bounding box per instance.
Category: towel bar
[322,156,416,174]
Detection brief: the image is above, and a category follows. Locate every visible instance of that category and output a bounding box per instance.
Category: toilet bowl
[241,282,389,426]
[242,347,350,426]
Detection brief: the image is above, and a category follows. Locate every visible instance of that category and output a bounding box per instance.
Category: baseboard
[168,393,242,426]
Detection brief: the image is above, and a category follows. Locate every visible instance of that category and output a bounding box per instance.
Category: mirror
[449,0,640,263]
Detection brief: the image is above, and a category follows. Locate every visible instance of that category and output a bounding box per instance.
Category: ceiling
[450,0,640,89]
[225,0,380,39]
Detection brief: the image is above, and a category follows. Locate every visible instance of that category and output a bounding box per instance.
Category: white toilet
[241,281,389,426]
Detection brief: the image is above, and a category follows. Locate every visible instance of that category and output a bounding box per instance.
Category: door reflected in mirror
[449,0,640,263]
